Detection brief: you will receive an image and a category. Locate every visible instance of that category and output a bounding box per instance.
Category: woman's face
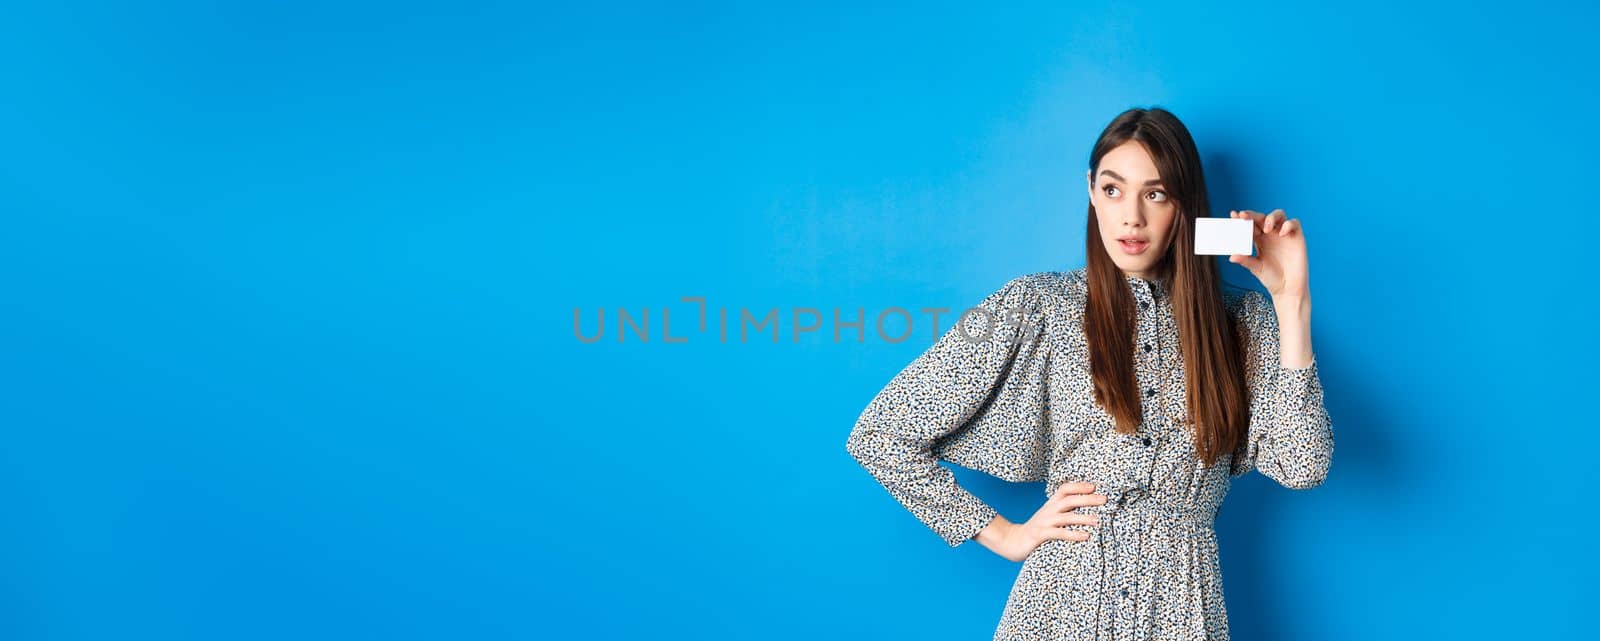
[1087,140,1178,281]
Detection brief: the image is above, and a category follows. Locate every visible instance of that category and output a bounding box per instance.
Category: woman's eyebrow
[1098,169,1164,186]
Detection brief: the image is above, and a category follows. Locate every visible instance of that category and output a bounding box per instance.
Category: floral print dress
[845,267,1334,640]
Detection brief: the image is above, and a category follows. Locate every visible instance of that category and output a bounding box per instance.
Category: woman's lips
[1119,239,1149,255]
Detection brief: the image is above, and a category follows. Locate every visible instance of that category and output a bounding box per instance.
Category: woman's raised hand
[1228,208,1311,301]
[983,481,1106,562]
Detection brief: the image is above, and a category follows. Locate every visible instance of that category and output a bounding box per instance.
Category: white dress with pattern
[845,267,1334,641]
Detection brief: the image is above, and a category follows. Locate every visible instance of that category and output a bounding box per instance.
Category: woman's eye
[1147,190,1168,202]
[1103,186,1120,197]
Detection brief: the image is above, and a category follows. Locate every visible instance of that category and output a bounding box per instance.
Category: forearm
[973,513,1014,555]
[1258,292,1333,488]
[1273,294,1314,369]
[846,423,1002,547]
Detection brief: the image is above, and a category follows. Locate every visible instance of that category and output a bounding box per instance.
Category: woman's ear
[1085,170,1094,198]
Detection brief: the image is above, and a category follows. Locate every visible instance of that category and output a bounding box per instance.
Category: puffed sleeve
[845,274,1052,547]
[1227,289,1335,488]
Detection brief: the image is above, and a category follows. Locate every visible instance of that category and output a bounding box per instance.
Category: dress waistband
[1095,487,1216,528]
[1083,487,1214,639]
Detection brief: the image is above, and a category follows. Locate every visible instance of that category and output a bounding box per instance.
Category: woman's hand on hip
[978,481,1106,562]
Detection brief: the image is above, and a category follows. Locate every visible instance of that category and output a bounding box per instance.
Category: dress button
[1143,343,1152,352]
[1119,588,1129,598]
[1139,301,1149,310]
[1144,388,1155,397]
[1142,437,1152,446]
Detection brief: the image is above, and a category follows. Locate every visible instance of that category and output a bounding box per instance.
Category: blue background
[4,1,1594,639]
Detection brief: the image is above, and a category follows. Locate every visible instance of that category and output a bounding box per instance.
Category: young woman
[844,106,1333,641]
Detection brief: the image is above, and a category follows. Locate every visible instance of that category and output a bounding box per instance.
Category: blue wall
[3,1,1592,639]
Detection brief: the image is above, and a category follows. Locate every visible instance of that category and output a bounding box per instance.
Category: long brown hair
[1083,107,1249,466]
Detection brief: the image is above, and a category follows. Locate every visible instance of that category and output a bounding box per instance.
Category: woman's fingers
[1048,481,1104,509]
[1042,527,1091,542]
[1278,218,1300,237]
[1034,481,1106,544]
[1231,209,1266,234]
[1052,491,1109,511]
[1267,209,1287,233]
[1230,208,1303,240]
[1052,481,1097,499]
[1052,512,1100,527]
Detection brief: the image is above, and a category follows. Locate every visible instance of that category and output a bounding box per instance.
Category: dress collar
[1123,273,1169,299]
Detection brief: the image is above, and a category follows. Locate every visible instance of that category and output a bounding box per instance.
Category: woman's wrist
[974,514,1017,553]
[1271,292,1311,320]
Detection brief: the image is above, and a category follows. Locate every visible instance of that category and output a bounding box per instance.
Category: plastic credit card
[1194,217,1254,256]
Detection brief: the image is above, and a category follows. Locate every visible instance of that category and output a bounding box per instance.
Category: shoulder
[980,269,1086,327]
[979,269,1085,322]
[999,267,1087,305]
